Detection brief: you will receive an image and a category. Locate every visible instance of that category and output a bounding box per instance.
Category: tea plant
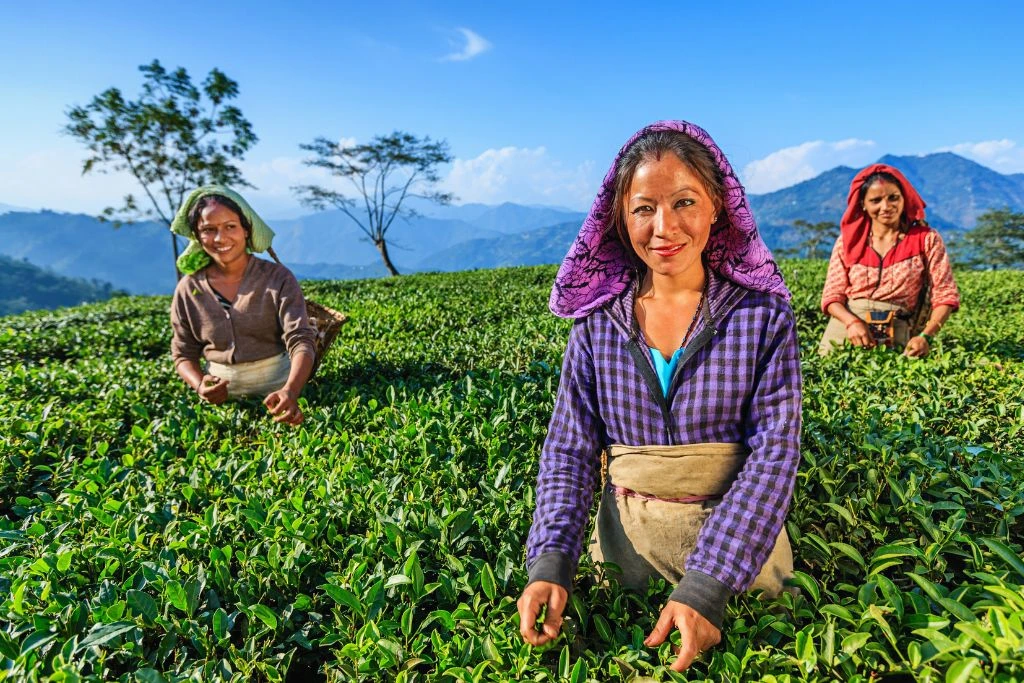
[1,263,1022,681]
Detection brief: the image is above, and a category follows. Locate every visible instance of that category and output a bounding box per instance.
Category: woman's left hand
[903,335,930,358]
[644,600,721,672]
[264,388,304,425]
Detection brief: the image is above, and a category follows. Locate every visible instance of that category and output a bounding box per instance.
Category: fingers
[643,608,675,647]
[517,583,566,647]
[670,638,703,672]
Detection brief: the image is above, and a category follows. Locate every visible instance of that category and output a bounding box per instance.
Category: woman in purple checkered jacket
[516,121,802,672]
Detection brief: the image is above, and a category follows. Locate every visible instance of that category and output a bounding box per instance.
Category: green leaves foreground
[1,263,1023,681]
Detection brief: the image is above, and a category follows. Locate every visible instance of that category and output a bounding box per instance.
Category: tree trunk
[376,239,400,276]
[171,232,183,280]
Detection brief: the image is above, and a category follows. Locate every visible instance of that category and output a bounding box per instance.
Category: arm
[904,232,960,357]
[821,237,874,346]
[263,269,317,425]
[170,284,229,404]
[519,320,603,646]
[672,302,802,627]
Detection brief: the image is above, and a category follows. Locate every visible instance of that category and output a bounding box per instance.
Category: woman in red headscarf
[818,164,960,356]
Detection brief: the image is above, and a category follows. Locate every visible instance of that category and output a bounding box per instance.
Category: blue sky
[2,0,1023,218]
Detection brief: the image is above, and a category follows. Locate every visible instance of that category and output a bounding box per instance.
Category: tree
[777,220,838,260]
[960,208,1024,269]
[65,60,258,277]
[292,132,454,276]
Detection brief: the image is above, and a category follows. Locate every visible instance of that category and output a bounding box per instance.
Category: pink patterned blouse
[821,225,960,314]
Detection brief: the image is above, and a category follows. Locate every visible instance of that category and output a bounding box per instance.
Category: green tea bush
[1,263,1022,682]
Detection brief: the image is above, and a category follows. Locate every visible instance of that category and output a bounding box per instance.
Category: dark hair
[857,171,910,231]
[609,130,725,267]
[187,194,252,244]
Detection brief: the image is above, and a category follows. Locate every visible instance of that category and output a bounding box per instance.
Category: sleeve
[671,302,802,628]
[820,236,850,313]
[924,230,961,311]
[276,268,317,359]
[525,319,604,592]
[170,282,204,368]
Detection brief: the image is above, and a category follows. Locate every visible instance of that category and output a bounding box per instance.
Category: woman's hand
[264,388,304,425]
[517,581,568,647]
[845,319,876,348]
[197,374,230,404]
[903,335,930,358]
[644,600,721,672]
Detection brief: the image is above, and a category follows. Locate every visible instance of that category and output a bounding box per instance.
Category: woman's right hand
[846,318,875,348]
[197,374,230,404]
[517,581,568,647]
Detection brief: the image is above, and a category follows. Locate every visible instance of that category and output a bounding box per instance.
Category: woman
[517,121,801,673]
[818,164,960,356]
[169,185,316,426]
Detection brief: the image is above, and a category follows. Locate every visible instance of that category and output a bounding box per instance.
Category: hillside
[2,263,1023,681]
[0,254,122,316]
[2,152,1024,297]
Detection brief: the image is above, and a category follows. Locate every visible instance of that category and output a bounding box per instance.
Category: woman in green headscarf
[169,186,316,426]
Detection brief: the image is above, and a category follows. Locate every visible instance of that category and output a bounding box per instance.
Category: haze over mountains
[2,152,1023,301]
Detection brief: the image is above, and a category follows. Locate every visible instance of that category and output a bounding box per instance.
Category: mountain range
[1,152,1022,300]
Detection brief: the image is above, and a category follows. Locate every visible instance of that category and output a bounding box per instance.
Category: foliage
[959,208,1024,269]
[1,262,1023,681]
[0,255,123,316]
[776,220,839,260]
[64,59,258,271]
[292,132,454,276]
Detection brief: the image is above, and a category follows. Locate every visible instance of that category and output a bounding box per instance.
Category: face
[196,201,249,269]
[625,153,719,281]
[861,180,904,230]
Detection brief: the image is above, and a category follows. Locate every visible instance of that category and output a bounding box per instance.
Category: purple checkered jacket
[526,271,802,628]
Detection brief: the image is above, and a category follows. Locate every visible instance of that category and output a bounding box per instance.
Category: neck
[211,253,251,280]
[640,263,707,300]
[871,222,901,238]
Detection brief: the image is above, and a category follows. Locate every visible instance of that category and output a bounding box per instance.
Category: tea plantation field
[2,261,1023,682]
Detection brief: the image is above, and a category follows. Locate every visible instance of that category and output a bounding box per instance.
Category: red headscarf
[841,164,927,264]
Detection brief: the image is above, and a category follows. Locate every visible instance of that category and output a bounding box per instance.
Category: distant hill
[0,211,177,294]
[3,152,1023,294]
[417,221,580,272]
[0,254,122,316]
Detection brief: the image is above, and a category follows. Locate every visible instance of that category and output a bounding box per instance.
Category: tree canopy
[777,219,838,260]
[292,131,454,276]
[65,59,257,276]
[960,208,1024,269]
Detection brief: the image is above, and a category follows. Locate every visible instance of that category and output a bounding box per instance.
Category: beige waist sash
[206,352,290,399]
[589,443,793,597]
[818,298,911,356]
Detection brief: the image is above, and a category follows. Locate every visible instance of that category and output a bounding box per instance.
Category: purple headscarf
[549,120,790,318]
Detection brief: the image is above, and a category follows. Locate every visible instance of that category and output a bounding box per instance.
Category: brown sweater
[171,257,316,368]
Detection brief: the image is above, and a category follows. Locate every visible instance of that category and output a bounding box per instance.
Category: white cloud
[440,27,492,62]
[935,139,1024,173]
[741,139,878,194]
[443,146,598,208]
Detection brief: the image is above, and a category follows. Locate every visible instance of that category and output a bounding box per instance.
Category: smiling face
[624,152,720,283]
[861,179,905,231]
[196,201,250,270]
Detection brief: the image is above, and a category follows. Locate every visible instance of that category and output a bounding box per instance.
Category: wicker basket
[305,299,347,377]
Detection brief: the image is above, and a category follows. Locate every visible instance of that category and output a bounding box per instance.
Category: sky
[2,0,1023,219]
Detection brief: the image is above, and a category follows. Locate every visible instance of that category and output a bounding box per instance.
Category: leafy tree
[292,132,454,276]
[65,60,258,277]
[778,219,838,260]
[960,208,1024,269]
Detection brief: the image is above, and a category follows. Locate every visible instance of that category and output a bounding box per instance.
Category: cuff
[526,551,574,594]
[821,297,846,315]
[668,570,734,630]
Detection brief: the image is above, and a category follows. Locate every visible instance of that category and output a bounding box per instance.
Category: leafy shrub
[1,263,1022,681]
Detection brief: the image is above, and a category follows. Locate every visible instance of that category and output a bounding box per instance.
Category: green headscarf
[170,185,276,275]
